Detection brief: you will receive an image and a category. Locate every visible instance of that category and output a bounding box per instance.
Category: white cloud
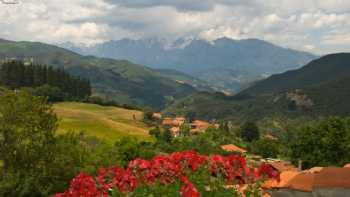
[323,33,350,45]
[0,0,349,54]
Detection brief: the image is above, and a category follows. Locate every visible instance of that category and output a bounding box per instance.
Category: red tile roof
[344,163,350,168]
[286,172,315,192]
[162,118,174,125]
[265,167,350,192]
[313,167,350,189]
[268,161,299,173]
[221,144,247,153]
[263,170,300,189]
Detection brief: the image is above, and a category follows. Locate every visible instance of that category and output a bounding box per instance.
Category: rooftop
[264,166,350,192]
[221,144,247,153]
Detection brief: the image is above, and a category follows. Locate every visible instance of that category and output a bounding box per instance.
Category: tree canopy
[289,117,350,168]
[0,61,91,101]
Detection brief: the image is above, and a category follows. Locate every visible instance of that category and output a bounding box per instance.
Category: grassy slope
[53,102,152,142]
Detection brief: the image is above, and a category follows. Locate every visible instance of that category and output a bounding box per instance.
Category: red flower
[180,181,200,197]
[56,151,280,197]
[55,173,100,197]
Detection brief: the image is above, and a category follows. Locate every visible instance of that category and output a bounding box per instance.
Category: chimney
[298,160,303,171]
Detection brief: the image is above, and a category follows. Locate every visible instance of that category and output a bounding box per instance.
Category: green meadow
[53,102,152,142]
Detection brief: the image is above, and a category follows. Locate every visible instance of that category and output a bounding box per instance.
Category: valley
[165,53,350,121]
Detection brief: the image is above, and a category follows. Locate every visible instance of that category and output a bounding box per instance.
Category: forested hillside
[240,53,350,96]
[0,61,91,100]
[0,39,196,109]
[165,53,350,121]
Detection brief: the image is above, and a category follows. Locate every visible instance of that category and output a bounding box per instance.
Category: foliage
[142,107,155,125]
[240,121,260,142]
[180,124,191,137]
[0,61,91,101]
[87,96,141,110]
[114,137,156,167]
[152,127,243,156]
[56,151,279,197]
[249,138,281,158]
[288,117,350,169]
[149,127,162,140]
[33,84,65,102]
[0,90,58,196]
[0,90,149,196]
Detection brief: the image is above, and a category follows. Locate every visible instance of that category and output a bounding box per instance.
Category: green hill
[165,53,350,121]
[0,39,196,109]
[240,53,350,96]
[53,102,151,142]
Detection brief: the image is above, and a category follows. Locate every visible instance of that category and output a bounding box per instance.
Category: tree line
[0,61,91,100]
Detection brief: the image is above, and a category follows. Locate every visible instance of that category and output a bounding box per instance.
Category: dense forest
[0,61,91,101]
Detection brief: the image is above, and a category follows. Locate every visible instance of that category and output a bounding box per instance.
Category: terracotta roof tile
[268,167,350,192]
[269,161,298,173]
[285,172,315,192]
[344,163,350,168]
[313,167,350,189]
[221,144,247,153]
[263,170,300,189]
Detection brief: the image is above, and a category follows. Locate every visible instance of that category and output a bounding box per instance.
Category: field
[53,102,152,142]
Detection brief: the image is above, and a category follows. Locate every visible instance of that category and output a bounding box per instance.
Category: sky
[1,0,350,55]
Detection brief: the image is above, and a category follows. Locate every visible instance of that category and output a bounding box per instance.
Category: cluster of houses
[152,113,219,137]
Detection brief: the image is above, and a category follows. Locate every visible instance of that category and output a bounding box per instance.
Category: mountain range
[0,38,196,109]
[164,53,350,120]
[62,37,317,92]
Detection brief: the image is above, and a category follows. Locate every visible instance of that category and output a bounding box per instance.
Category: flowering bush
[56,151,279,197]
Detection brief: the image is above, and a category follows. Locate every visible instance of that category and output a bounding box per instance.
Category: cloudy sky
[1,0,350,54]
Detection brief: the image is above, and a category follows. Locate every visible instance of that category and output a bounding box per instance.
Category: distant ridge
[62,37,317,92]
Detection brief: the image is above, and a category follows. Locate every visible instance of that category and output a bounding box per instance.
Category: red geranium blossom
[56,151,279,197]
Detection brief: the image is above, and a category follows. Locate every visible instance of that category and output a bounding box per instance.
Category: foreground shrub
[289,116,350,168]
[56,151,279,197]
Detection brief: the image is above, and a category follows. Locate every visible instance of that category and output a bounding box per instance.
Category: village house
[161,117,186,127]
[160,116,220,137]
[190,120,210,134]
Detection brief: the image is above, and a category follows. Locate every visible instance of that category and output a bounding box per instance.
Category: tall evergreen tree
[0,61,91,101]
